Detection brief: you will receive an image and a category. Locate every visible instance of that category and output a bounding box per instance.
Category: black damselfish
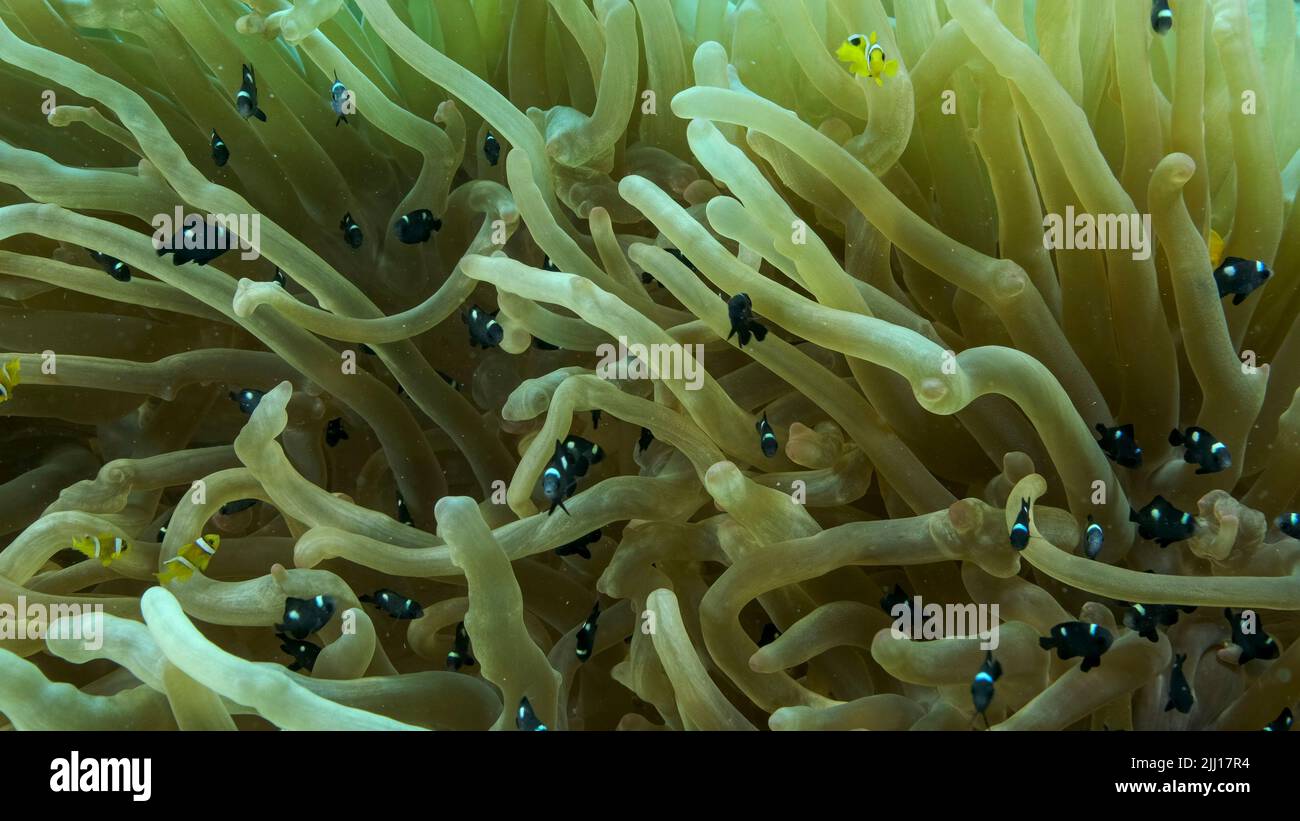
[235,63,267,121]
[446,621,476,671]
[395,491,413,525]
[273,267,286,287]
[210,129,229,166]
[1278,512,1300,539]
[438,370,465,391]
[1165,654,1193,714]
[1130,495,1196,547]
[276,633,321,672]
[484,132,501,165]
[219,498,258,515]
[1265,708,1293,732]
[591,409,602,429]
[880,583,909,617]
[329,71,350,126]
[758,623,781,647]
[276,594,336,639]
[230,388,264,415]
[462,305,503,348]
[542,436,604,515]
[87,249,130,282]
[726,293,768,348]
[563,435,604,475]
[555,529,600,559]
[1039,622,1113,672]
[1169,426,1231,475]
[394,209,441,244]
[1009,497,1031,550]
[638,427,654,452]
[339,211,363,249]
[1213,257,1271,305]
[756,413,778,457]
[1224,608,1280,664]
[971,650,1002,726]
[575,601,601,663]
[325,417,348,447]
[1095,422,1143,468]
[1151,0,1173,33]
[156,221,234,266]
[517,696,547,731]
[359,588,425,620]
[1123,602,1196,642]
[1084,515,1104,560]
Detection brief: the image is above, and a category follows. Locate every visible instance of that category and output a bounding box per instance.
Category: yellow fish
[0,357,19,404]
[836,32,899,87]
[1209,228,1225,268]
[72,533,130,567]
[156,533,220,584]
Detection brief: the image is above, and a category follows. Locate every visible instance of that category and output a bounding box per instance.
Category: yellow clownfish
[0,357,20,405]
[156,533,220,584]
[72,533,130,567]
[837,32,899,87]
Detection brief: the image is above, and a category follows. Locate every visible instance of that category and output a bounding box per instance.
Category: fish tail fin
[1168,428,1184,446]
[1081,656,1099,672]
[1195,465,1211,475]
[1129,508,1139,523]
[750,322,768,342]
[358,594,373,604]
[1164,699,1175,712]
[577,546,591,560]
[288,661,302,671]
[1175,653,1186,664]
[873,74,884,87]
[1038,636,1055,650]
[254,107,267,122]
[1232,292,1248,306]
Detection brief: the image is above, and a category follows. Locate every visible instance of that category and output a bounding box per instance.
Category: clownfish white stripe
[194,537,215,555]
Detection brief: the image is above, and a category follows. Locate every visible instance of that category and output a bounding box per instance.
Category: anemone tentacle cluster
[0,0,1298,731]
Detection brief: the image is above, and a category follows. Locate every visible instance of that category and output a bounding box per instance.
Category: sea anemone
[0,0,1298,731]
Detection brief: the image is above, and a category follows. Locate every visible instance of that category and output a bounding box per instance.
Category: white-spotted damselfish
[1278,512,1300,539]
[555,529,600,559]
[359,588,424,620]
[1213,257,1271,305]
[446,621,476,671]
[87,249,130,282]
[517,696,547,731]
[758,623,781,646]
[1095,422,1143,468]
[219,498,258,515]
[394,209,440,244]
[1084,515,1104,560]
[157,219,235,266]
[575,601,601,663]
[484,132,501,165]
[1039,622,1114,672]
[1165,654,1193,714]
[329,71,350,126]
[880,583,909,617]
[235,64,267,122]
[1123,602,1196,642]
[339,212,363,249]
[638,427,654,452]
[1151,0,1173,33]
[1169,426,1231,475]
[461,305,503,348]
[1265,708,1293,731]
[1009,497,1031,550]
[276,633,321,672]
[210,129,229,166]
[395,491,413,526]
[230,388,264,415]
[726,293,768,348]
[276,594,336,639]
[1130,495,1196,547]
[756,413,778,457]
[1224,608,1280,664]
[971,650,1002,726]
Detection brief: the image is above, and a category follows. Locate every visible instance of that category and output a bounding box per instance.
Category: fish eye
[848,34,864,46]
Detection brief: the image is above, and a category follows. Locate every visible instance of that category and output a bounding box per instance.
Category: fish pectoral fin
[884,59,899,77]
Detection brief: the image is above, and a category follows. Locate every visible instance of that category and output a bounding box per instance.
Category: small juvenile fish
[755,413,778,457]
[0,358,17,405]
[156,220,234,266]
[1084,515,1104,560]
[1213,257,1271,305]
[329,71,351,126]
[462,305,503,349]
[235,64,267,122]
[1151,0,1173,33]
[591,409,602,430]
[325,417,348,447]
[359,588,425,620]
[1130,495,1196,547]
[564,435,605,475]
[758,623,781,647]
[437,370,465,392]
[836,31,899,86]
[277,633,321,672]
[1165,653,1193,714]
[543,441,580,516]
[971,650,1003,725]
[219,498,258,515]
[638,427,654,452]
[276,594,336,639]
[1264,708,1293,732]
[446,621,476,671]
[880,583,909,617]
[1123,602,1196,642]
[394,209,440,244]
[1169,426,1231,475]
[542,256,559,272]
[210,129,229,167]
[156,534,220,584]
[87,249,130,282]
[1009,497,1031,550]
[339,212,363,249]
[71,533,129,567]
[726,293,768,348]
[273,267,287,287]
[575,601,601,663]
[1095,422,1143,468]
[517,696,547,731]
[230,388,265,415]
[555,529,600,560]
[1278,512,1300,539]
[1039,622,1113,672]
[396,491,413,526]
[1224,608,1280,664]
[484,132,501,165]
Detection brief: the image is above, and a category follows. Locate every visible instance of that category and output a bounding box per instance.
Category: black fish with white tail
[1169,426,1231,475]
[756,413,778,457]
[446,621,476,671]
[1165,654,1193,714]
[1224,608,1280,664]
[1009,497,1031,550]
[329,71,351,126]
[1039,622,1113,672]
[1276,512,1300,539]
[339,212,363,249]
[325,417,348,447]
[726,293,768,348]
[1123,602,1196,642]
[229,388,264,415]
[462,305,503,348]
[277,633,321,672]
[555,529,599,559]
[1095,422,1143,468]
[1151,0,1173,33]
[1084,515,1104,560]
[235,64,267,122]
[1130,495,1196,547]
[638,427,654,452]
[971,650,1002,724]
[484,132,500,165]
[575,601,601,663]
[517,696,547,731]
[360,588,424,620]
[1264,708,1293,732]
[276,594,336,639]
[87,249,130,282]
[395,209,440,244]
[210,129,229,166]
[1213,257,1271,305]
